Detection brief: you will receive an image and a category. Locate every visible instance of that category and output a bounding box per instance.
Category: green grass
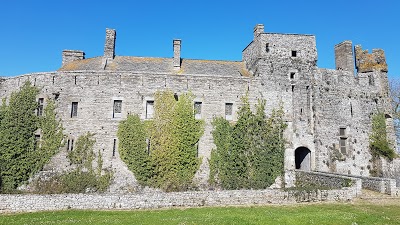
[1,203,400,225]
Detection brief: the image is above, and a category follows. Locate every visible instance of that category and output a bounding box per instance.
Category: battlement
[355,45,388,73]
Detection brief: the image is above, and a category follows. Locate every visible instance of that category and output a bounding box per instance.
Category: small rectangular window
[67,139,74,151]
[291,50,297,57]
[71,102,78,118]
[146,100,154,119]
[339,128,346,136]
[290,72,295,80]
[113,139,117,157]
[194,102,202,119]
[113,100,122,118]
[34,135,41,150]
[146,138,151,155]
[225,103,233,120]
[37,98,44,116]
[340,138,347,154]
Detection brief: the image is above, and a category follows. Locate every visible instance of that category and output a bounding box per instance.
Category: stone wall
[294,170,362,194]
[0,187,358,213]
[315,170,399,196]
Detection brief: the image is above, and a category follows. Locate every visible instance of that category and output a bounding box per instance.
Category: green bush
[369,113,397,160]
[31,132,113,194]
[209,96,286,190]
[118,90,204,191]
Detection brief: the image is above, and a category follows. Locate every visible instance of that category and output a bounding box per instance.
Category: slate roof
[59,56,250,77]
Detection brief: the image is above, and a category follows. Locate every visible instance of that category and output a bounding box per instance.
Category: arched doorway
[295,147,311,171]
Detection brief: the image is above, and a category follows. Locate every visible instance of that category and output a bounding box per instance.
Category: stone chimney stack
[173,39,181,70]
[62,50,85,67]
[334,40,354,75]
[104,28,116,60]
[253,24,264,39]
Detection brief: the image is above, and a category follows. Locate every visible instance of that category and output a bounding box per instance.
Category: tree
[209,96,287,190]
[0,81,39,192]
[118,90,204,191]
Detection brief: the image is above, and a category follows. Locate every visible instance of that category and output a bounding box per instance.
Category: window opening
[265,43,270,53]
[71,102,78,118]
[113,100,122,118]
[146,100,154,119]
[34,135,41,150]
[112,139,117,157]
[225,103,233,120]
[291,50,297,57]
[146,138,151,155]
[37,98,44,116]
[194,102,202,119]
[290,72,295,79]
[340,138,347,154]
[339,127,346,136]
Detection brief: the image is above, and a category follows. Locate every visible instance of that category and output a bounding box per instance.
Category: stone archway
[295,147,311,171]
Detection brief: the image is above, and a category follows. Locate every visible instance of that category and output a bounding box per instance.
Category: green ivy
[369,113,397,160]
[35,99,64,173]
[0,81,65,193]
[0,81,39,192]
[63,132,112,193]
[117,114,152,185]
[209,96,287,190]
[118,90,204,191]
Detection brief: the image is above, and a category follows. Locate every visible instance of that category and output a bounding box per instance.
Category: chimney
[173,39,181,70]
[62,50,85,67]
[253,24,264,39]
[104,28,116,60]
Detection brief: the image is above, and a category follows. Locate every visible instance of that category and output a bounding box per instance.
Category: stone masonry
[0,23,399,192]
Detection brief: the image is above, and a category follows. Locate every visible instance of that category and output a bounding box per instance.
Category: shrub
[209,96,286,190]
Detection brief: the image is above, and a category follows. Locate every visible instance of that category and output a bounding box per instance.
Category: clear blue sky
[1,0,399,79]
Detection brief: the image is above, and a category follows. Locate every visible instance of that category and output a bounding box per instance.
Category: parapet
[355,45,388,73]
[62,50,85,67]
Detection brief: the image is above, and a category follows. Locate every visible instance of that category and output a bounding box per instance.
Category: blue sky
[1,0,399,79]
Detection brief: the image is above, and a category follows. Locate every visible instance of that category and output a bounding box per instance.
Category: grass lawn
[1,201,400,225]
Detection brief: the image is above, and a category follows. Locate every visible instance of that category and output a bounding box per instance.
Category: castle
[0,24,398,191]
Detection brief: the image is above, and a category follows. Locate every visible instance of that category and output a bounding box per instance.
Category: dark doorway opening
[295,147,311,171]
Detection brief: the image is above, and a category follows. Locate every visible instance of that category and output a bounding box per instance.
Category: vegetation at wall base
[369,112,397,161]
[118,90,204,192]
[31,132,113,194]
[209,96,287,189]
[0,81,63,193]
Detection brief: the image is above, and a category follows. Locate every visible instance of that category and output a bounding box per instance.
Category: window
[71,102,78,118]
[340,138,347,154]
[265,43,270,53]
[37,98,44,116]
[113,100,122,118]
[339,127,346,136]
[339,127,347,154]
[34,135,41,150]
[112,139,117,157]
[291,50,297,57]
[225,103,233,120]
[194,102,202,119]
[290,72,295,80]
[146,138,151,155]
[67,138,74,151]
[146,101,154,119]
